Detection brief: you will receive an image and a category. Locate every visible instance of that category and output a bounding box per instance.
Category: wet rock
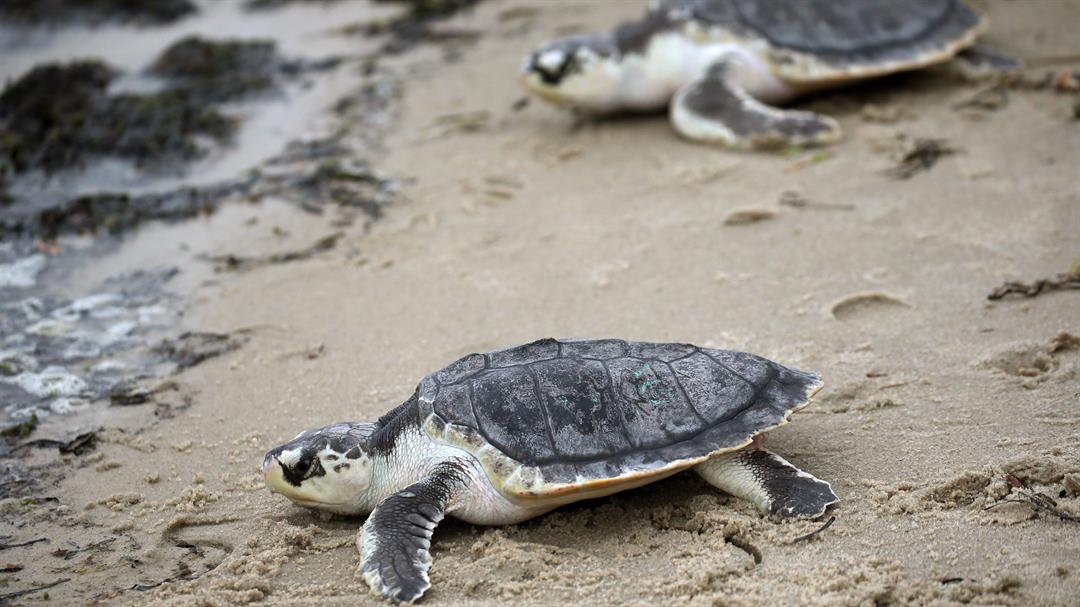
[0,0,197,26]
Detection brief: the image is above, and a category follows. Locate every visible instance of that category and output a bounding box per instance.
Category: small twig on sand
[0,578,69,602]
[988,270,1080,300]
[51,537,116,561]
[792,516,836,543]
[132,576,183,592]
[14,431,97,455]
[203,232,344,272]
[0,538,47,550]
[984,475,1080,523]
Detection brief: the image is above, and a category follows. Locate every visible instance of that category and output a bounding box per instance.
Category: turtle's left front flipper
[671,61,840,150]
[358,464,465,604]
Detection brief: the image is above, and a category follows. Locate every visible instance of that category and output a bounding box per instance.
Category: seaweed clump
[369,0,484,54]
[1,38,290,185]
[375,0,484,20]
[0,60,236,180]
[149,36,284,103]
[247,0,481,19]
[0,0,197,26]
[249,0,484,54]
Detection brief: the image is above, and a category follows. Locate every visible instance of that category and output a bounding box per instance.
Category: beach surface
[2,1,1079,605]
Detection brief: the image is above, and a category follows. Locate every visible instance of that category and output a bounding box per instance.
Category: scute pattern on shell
[416,339,822,492]
[653,0,985,82]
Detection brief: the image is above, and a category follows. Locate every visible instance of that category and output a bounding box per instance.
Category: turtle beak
[262,453,283,495]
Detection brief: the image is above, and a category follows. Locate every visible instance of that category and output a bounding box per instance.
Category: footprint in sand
[978,332,1079,388]
[133,517,237,591]
[829,291,912,322]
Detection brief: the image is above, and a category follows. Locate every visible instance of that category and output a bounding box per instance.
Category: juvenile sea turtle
[521,0,1012,148]
[263,338,837,603]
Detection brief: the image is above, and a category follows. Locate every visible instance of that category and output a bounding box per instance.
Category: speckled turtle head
[262,422,376,514]
[521,33,624,112]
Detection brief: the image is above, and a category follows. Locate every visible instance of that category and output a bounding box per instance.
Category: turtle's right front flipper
[358,464,465,604]
[671,61,840,150]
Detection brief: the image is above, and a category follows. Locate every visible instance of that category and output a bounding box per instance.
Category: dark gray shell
[417,339,821,485]
[618,0,983,75]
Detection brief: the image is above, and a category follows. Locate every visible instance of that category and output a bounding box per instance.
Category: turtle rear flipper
[670,61,840,149]
[953,43,1021,77]
[358,463,465,603]
[696,449,838,518]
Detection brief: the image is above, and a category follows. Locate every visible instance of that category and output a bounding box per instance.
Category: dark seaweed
[883,138,957,180]
[375,0,484,20]
[0,180,251,240]
[0,0,196,26]
[369,0,484,54]
[154,332,247,370]
[247,0,479,16]
[0,60,236,178]
[149,36,283,103]
[253,0,484,54]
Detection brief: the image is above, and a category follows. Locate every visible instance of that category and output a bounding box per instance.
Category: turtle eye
[532,49,574,85]
[293,458,310,478]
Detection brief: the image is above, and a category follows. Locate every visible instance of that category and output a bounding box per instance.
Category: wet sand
[3,0,1079,605]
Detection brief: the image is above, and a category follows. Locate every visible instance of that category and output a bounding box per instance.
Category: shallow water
[0,0,405,434]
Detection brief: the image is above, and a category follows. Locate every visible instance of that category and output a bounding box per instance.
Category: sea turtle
[263,338,837,603]
[521,0,1015,149]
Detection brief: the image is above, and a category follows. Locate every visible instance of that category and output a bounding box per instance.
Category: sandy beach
[2,0,1079,605]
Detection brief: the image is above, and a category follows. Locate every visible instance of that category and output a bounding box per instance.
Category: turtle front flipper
[695,449,838,518]
[358,463,465,604]
[670,61,840,150]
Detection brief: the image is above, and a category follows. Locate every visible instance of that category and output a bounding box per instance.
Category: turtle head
[521,34,622,112]
[262,422,376,515]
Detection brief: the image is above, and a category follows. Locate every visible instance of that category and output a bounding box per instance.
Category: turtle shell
[671,0,986,82]
[416,338,822,499]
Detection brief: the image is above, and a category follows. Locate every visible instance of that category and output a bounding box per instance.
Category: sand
[2,0,1079,605]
